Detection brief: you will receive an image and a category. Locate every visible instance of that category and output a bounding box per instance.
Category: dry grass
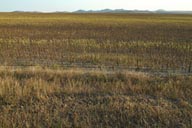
[0,13,191,72]
[0,67,191,127]
[0,13,191,127]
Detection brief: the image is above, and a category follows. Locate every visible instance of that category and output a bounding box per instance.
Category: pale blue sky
[0,0,192,12]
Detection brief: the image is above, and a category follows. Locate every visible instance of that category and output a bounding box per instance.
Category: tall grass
[0,67,191,127]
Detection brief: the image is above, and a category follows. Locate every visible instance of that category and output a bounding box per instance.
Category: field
[0,13,192,127]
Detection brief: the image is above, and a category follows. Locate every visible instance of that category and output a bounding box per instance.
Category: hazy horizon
[0,0,192,12]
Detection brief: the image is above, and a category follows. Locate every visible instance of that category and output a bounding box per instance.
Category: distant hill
[74,9,150,13]
[73,9,192,14]
[11,9,192,14]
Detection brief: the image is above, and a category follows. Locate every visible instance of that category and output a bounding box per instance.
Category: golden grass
[0,13,191,127]
[0,13,191,71]
[0,68,191,127]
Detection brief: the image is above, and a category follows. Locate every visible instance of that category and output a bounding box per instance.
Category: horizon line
[0,8,192,13]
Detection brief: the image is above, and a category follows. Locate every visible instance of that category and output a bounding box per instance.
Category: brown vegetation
[0,13,191,127]
[0,67,191,127]
[0,13,191,72]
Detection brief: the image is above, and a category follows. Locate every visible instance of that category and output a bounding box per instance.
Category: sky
[0,0,192,12]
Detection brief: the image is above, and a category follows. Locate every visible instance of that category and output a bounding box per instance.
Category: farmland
[0,13,192,127]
